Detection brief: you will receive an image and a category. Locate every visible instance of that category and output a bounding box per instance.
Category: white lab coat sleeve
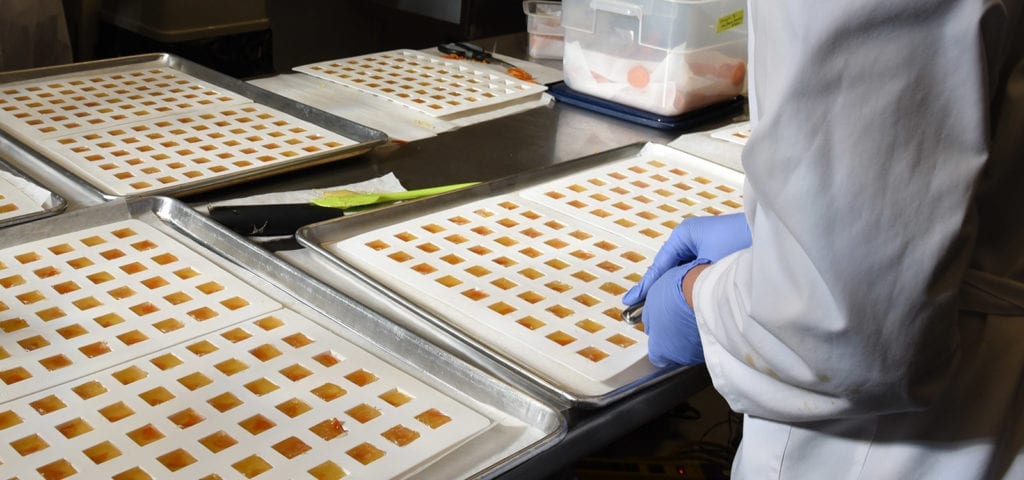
[693,0,1020,422]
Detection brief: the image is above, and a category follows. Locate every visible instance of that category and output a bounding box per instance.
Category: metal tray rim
[296,143,728,408]
[0,53,389,200]
[0,196,565,479]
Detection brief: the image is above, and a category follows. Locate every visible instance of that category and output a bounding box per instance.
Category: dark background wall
[61,0,528,78]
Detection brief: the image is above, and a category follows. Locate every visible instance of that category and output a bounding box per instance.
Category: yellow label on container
[716,10,745,33]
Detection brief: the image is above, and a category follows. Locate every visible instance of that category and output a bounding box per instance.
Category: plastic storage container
[524,1,565,59]
[561,0,747,116]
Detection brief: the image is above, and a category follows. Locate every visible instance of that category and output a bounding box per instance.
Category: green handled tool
[311,182,480,209]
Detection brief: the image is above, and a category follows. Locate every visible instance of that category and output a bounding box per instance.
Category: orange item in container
[627,66,650,88]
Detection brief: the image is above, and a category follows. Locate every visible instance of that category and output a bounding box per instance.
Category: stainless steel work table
[189,32,741,480]
[0,32,743,479]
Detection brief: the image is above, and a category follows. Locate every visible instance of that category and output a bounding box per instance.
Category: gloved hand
[622,213,751,307]
[643,259,709,366]
[624,213,751,367]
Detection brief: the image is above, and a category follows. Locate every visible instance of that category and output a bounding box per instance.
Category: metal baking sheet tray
[0,197,563,480]
[295,49,548,121]
[297,143,745,408]
[0,159,66,228]
[0,53,387,200]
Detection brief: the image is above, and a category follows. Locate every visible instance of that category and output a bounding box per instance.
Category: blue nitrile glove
[644,259,710,367]
[622,213,751,307]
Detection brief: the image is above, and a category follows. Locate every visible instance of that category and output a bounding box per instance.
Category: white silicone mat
[0,219,281,403]
[39,103,357,196]
[0,172,45,223]
[325,144,745,386]
[0,65,248,140]
[0,220,490,479]
[331,196,653,383]
[0,309,490,480]
[709,121,751,146]
[520,144,745,251]
[294,49,548,119]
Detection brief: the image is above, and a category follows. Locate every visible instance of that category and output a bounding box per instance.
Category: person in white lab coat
[625,0,1024,477]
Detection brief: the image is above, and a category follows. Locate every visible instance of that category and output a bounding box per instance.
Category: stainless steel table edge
[504,367,712,479]
[0,196,567,480]
[297,143,694,409]
[0,53,389,201]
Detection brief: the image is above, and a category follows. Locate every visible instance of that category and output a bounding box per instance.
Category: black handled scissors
[437,42,535,81]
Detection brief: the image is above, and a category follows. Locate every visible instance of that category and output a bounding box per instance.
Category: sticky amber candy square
[139,386,175,406]
[0,366,32,385]
[381,424,420,446]
[308,461,346,480]
[157,448,197,472]
[215,358,249,376]
[207,391,243,412]
[116,329,149,345]
[344,369,377,387]
[573,319,602,334]
[11,433,49,455]
[0,410,23,430]
[282,332,314,348]
[276,398,311,418]
[578,346,609,362]
[56,417,93,438]
[272,436,311,459]
[111,467,152,480]
[57,323,88,339]
[153,318,184,333]
[187,340,218,356]
[607,333,637,348]
[18,334,50,350]
[312,351,340,367]
[112,365,148,385]
[39,354,73,371]
[311,382,346,402]
[517,316,546,330]
[279,363,313,381]
[99,401,135,422]
[249,343,282,361]
[72,380,107,399]
[346,442,385,465]
[379,389,413,407]
[238,414,276,435]
[30,394,66,414]
[0,318,28,332]
[232,455,272,478]
[127,423,165,446]
[546,331,577,346]
[150,353,182,370]
[415,408,451,429]
[345,403,381,423]
[178,372,212,391]
[221,327,251,343]
[187,306,217,321]
[36,459,77,479]
[309,418,346,441]
[168,408,204,428]
[94,313,124,327]
[83,440,122,464]
[244,377,279,396]
[199,430,237,453]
